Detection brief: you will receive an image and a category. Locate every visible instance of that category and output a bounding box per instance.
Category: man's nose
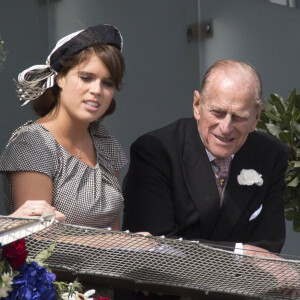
[220,114,233,134]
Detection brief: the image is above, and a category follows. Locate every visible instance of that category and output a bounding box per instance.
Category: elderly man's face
[193,72,261,158]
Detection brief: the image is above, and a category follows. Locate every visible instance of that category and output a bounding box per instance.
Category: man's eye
[233,115,247,122]
[212,110,224,117]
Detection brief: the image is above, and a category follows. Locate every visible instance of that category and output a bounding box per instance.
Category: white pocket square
[249,204,263,221]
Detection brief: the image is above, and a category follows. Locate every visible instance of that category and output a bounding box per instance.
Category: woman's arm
[10,171,53,208]
[112,216,121,231]
[8,171,65,222]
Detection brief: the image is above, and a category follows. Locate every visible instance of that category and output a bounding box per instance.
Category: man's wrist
[234,242,244,255]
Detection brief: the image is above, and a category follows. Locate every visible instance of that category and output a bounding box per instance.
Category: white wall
[0,0,49,213]
[0,0,49,147]
[49,0,200,178]
[199,0,300,256]
[200,0,300,99]
[0,0,298,256]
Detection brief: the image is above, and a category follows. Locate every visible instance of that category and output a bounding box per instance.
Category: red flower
[2,238,28,269]
[94,297,109,300]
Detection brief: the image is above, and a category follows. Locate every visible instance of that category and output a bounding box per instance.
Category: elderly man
[119,60,292,299]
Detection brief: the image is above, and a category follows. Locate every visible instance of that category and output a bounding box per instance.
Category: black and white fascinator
[15,24,123,105]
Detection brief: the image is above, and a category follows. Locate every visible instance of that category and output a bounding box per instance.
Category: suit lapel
[180,119,221,238]
[209,135,262,240]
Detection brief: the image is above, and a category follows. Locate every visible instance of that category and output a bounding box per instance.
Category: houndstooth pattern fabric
[0,120,127,229]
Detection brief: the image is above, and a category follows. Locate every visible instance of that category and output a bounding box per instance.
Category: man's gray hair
[199,60,263,109]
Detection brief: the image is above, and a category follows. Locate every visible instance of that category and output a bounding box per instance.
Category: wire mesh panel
[0,215,54,245]
[21,221,300,299]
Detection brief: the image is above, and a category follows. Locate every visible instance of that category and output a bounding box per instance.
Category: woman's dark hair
[33,44,125,117]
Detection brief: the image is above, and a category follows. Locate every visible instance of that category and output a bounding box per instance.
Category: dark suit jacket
[122,117,288,253]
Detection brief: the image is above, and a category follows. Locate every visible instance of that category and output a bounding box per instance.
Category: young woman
[0,24,126,230]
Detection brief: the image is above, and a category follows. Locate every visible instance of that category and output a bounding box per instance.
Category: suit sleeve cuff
[234,243,244,255]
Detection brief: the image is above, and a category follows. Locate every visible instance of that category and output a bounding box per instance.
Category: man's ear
[193,90,201,120]
[250,107,262,132]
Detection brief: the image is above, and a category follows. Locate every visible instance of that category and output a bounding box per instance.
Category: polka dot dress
[0,120,127,228]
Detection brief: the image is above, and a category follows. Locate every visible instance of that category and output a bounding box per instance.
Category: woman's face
[56,53,115,124]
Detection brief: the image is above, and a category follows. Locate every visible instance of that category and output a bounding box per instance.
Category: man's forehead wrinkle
[207,102,250,117]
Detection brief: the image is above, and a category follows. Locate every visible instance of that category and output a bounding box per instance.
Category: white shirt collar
[205,148,234,162]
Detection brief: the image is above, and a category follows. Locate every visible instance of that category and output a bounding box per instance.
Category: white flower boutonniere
[237,169,263,186]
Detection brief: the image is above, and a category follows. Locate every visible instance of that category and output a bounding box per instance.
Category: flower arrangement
[237,169,263,186]
[0,239,109,299]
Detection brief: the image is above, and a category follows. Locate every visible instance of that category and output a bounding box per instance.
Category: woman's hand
[9,172,65,222]
[9,200,66,222]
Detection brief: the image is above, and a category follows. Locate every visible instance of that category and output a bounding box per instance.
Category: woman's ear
[56,74,64,89]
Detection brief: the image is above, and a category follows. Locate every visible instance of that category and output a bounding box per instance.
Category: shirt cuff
[234,243,244,255]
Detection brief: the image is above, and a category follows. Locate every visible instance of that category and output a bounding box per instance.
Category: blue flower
[6,261,57,299]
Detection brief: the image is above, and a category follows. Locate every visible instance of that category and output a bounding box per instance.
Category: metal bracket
[187,20,213,42]
[200,20,213,40]
[187,23,199,42]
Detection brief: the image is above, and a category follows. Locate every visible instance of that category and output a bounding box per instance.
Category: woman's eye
[80,76,92,82]
[103,80,114,87]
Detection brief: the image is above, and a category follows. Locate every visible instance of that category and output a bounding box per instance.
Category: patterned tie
[213,156,232,204]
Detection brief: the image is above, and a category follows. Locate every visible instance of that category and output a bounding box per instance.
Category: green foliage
[31,242,56,268]
[53,278,83,300]
[256,88,300,232]
[28,243,82,299]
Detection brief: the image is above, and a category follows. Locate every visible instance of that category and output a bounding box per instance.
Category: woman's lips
[84,100,99,108]
[83,100,100,112]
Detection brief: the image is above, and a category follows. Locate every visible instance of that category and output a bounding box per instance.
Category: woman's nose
[90,81,102,95]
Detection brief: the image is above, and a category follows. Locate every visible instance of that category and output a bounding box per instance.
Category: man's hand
[244,244,300,298]
[244,244,281,258]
